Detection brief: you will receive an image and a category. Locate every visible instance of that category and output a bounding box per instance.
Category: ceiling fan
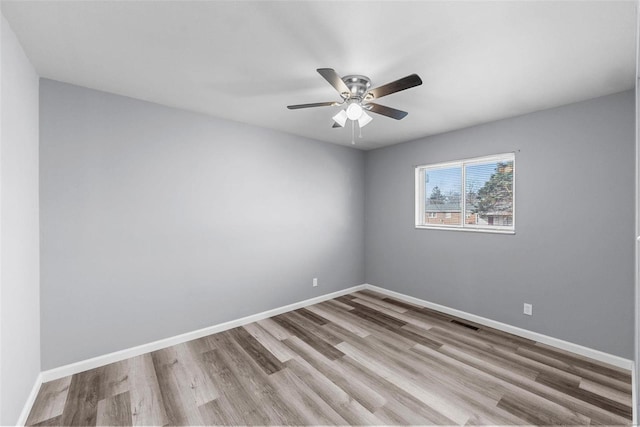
[287,68,423,131]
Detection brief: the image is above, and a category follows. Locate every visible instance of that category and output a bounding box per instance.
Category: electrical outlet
[313,278,318,287]
[523,303,533,316]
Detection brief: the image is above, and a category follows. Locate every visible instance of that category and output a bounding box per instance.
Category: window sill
[415,225,515,235]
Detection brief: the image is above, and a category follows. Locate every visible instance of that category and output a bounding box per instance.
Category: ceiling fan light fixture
[332,110,348,127]
[358,111,373,128]
[346,103,363,120]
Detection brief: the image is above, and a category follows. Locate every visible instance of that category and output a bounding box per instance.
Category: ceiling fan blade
[366,74,422,100]
[332,122,342,128]
[287,101,339,110]
[317,68,351,99]
[366,103,408,120]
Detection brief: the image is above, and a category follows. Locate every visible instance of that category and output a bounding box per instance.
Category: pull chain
[351,120,355,145]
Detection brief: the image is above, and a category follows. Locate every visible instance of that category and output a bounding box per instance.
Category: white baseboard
[39,284,366,383]
[364,284,634,371]
[16,373,42,426]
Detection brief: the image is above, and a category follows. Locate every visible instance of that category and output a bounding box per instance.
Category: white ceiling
[1,1,636,150]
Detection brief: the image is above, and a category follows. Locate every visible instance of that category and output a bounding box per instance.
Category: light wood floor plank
[99,360,129,401]
[517,345,633,393]
[305,303,372,337]
[173,341,220,404]
[268,367,347,425]
[185,334,217,354]
[324,298,356,311]
[150,347,204,425]
[60,368,101,426]
[227,327,284,375]
[534,341,632,376]
[283,310,343,345]
[256,318,291,340]
[199,349,271,425]
[440,344,625,425]
[127,353,169,426]
[271,313,344,360]
[351,293,409,313]
[197,397,235,426]
[408,322,585,386]
[25,376,72,425]
[211,331,303,425]
[285,357,381,425]
[242,322,296,363]
[283,335,387,413]
[32,415,63,426]
[580,378,634,406]
[356,333,504,418]
[426,326,541,380]
[336,347,459,425]
[323,308,418,350]
[337,341,470,425]
[294,307,329,325]
[359,301,437,330]
[96,391,132,426]
[373,402,414,425]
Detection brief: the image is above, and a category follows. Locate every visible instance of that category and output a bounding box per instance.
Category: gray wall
[0,13,41,424]
[365,90,635,358]
[40,79,634,370]
[40,79,364,369]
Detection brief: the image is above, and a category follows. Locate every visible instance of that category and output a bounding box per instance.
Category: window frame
[415,153,515,234]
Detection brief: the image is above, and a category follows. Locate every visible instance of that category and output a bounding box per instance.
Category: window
[415,153,515,233]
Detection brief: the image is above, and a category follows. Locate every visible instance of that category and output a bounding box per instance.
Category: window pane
[424,166,462,226]
[465,160,514,228]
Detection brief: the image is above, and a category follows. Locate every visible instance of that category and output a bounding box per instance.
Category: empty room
[1,0,639,425]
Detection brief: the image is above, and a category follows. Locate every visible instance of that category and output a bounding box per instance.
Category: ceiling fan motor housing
[342,75,371,100]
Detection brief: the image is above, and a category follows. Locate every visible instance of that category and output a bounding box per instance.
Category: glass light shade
[358,111,373,128]
[332,110,348,127]
[346,103,363,120]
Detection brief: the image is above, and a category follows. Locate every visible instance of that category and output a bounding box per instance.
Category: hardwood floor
[26,290,633,426]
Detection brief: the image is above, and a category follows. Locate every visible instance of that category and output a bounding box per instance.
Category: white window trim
[415,153,515,234]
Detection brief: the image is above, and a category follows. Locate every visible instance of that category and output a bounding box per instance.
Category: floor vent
[450,319,479,331]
